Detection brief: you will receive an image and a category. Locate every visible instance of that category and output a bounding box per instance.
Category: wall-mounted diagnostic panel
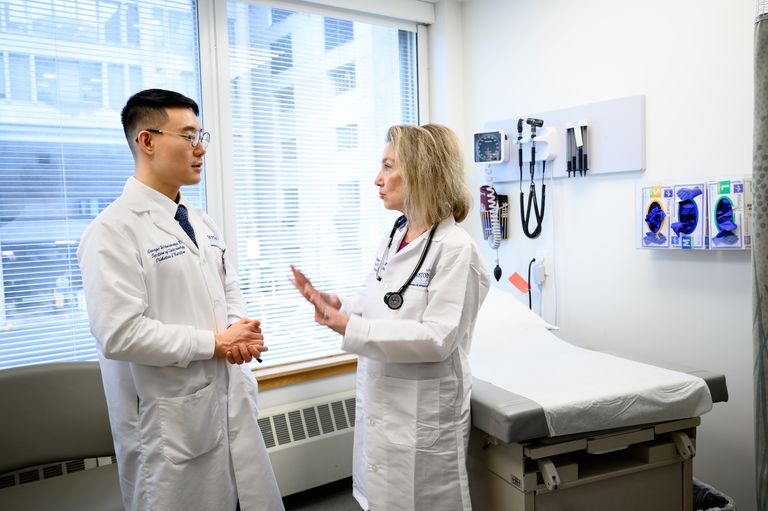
[480,95,646,183]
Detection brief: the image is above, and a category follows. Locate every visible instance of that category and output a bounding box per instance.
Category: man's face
[148,107,206,191]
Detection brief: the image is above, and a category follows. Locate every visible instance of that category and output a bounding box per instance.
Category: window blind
[225,1,419,366]
[0,0,204,369]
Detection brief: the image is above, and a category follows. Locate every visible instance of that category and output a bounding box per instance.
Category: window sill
[253,353,357,390]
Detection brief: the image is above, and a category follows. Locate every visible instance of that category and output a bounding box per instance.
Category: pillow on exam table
[472,286,557,350]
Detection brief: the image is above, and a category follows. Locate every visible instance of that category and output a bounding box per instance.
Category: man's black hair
[121,89,199,144]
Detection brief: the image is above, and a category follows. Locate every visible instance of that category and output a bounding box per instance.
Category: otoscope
[526,117,544,160]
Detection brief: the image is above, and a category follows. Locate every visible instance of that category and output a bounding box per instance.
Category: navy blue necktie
[175,204,198,247]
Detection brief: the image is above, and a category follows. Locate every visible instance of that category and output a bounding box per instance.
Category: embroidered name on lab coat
[207,234,223,250]
[147,240,186,264]
[410,269,432,288]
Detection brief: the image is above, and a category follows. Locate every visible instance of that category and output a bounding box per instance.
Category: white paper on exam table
[470,298,713,437]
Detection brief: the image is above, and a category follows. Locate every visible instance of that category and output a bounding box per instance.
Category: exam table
[467,289,728,511]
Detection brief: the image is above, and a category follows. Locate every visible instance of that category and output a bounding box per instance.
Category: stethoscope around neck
[377,215,438,310]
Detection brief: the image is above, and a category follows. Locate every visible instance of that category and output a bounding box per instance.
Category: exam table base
[467,418,698,511]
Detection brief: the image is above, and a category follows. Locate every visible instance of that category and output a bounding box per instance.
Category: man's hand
[214,318,267,364]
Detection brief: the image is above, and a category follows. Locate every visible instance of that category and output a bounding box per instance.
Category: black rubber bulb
[493,264,502,282]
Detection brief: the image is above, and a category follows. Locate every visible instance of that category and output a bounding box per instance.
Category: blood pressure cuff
[671,188,702,236]
[643,201,667,244]
[712,197,739,245]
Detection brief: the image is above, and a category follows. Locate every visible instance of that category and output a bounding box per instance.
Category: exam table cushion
[472,286,557,339]
[470,294,714,439]
[471,368,726,444]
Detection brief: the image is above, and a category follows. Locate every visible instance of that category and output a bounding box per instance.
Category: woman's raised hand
[290,265,341,309]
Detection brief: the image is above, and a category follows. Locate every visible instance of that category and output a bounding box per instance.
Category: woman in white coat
[292,124,490,511]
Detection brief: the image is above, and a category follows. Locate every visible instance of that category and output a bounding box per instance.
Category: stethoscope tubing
[378,215,438,310]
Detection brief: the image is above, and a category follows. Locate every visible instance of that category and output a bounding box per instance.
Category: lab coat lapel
[379,222,409,277]
[151,210,200,255]
[121,177,201,256]
[389,220,437,260]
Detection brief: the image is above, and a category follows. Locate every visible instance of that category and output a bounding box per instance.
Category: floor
[282,477,360,511]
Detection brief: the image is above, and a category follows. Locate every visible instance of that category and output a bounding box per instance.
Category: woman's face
[375,142,405,212]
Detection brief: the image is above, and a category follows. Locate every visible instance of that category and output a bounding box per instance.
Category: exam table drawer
[468,418,698,511]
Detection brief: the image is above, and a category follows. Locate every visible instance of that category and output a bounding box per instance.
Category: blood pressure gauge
[473,130,509,164]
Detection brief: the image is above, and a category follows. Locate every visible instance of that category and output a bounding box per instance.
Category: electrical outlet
[533,254,548,285]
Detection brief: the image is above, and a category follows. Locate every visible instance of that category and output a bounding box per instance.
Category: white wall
[430,0,755,508]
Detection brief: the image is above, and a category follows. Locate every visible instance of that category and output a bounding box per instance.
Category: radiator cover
[259,390,356,496]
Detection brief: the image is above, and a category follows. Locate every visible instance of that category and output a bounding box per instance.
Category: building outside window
[270,8,294,25]
[0,0,420,369]
[270,34,293,75]
[0,0,203,369]
[336,124,358,150]
[324,17,353,51]
[227,2,418,365]
[8,53,31,101]
[328,62,356,94]
[0,53,6,99]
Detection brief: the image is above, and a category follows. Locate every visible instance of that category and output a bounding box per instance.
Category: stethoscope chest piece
[384,292,404,310]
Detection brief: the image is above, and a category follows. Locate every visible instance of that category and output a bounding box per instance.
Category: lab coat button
[371,464,378,473]
[368,418,375,426]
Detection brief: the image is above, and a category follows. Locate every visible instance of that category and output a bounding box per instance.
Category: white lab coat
[341,216,490,511]
[77,178,283,511]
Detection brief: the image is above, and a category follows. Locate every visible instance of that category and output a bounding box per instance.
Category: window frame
[197,0,428,382]
[0,0,428,375]
[255,353,357,390]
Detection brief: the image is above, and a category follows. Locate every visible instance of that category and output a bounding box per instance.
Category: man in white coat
[292,124,490,510]
[77,89,284,511]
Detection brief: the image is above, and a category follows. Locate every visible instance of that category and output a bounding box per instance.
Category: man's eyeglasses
[137,128,210,148]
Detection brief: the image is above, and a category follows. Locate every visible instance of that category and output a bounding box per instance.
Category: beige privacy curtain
[755,2,768,509]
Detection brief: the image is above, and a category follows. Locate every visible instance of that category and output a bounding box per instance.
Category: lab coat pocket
[158,382,223,464]
[400,286,428,318]
[383,376,440,449]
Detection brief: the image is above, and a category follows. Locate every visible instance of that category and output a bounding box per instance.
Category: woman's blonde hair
[386,124,471,227]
